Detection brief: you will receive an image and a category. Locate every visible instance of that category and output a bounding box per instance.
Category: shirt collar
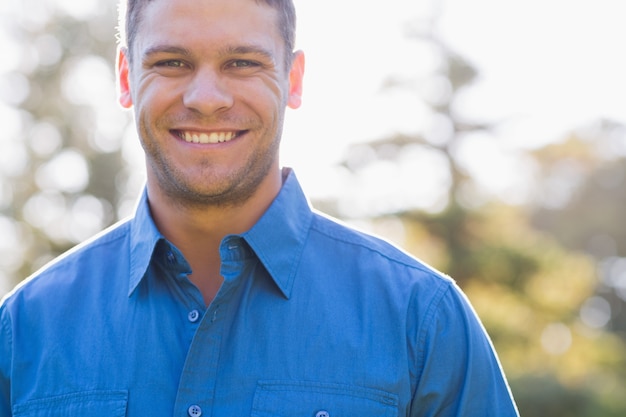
[128,188,164,296]
[127,168,313,299]
[242,168,313,299]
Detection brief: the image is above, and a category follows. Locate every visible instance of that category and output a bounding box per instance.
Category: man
[0,0,519,415]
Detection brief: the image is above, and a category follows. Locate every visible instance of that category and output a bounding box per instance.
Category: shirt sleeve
[0,303,12,416]
[409,280,519,417]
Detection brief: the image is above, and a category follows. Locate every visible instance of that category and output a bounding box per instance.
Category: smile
[176,130,240,144]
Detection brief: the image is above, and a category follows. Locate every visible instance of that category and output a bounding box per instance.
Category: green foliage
[2,3,626,416]
[329,21,626,417]
[0,4,135,291]
[529,132,626,338]
[342,144,626,415]
[511,373,626,417]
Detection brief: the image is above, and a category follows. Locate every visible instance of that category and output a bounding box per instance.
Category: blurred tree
[2,1,626,415]
[530,123,626,340]
[510,373,626,417]
[0,2,136,293]
[321,21,626,417]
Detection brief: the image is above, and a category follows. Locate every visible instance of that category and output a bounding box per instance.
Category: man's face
[118,0,304,208]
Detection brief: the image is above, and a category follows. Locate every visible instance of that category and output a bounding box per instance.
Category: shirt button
[210,306,220,323]
[188,310,200,323]
[316,411,330,417]
[188,405,202,417]
[166,251,176,264]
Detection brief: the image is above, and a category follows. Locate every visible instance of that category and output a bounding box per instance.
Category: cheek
[240,75,287,106]
[136,91,182,132]
[135,75,184,108]
[251,87,289,129]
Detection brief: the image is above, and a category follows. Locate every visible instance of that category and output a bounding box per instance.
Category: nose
[182,67,234,115]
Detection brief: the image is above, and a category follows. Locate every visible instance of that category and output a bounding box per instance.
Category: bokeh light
[2,1,626,414]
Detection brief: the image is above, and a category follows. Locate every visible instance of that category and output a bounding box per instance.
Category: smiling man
[0,0,519,416]
[116,0,304,304]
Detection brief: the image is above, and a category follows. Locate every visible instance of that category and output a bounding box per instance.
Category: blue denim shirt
[1,169,518,416]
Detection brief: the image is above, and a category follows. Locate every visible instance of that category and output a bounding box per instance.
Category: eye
[227,59,261,69]
[155,60,188,68]
[150,59,192,76]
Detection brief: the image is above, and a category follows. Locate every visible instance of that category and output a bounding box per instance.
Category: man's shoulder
[308,210,451,283]
[35,218,131,274]
[1,218,132,307]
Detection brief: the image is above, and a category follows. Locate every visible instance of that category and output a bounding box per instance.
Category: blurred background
[1,0,625,414]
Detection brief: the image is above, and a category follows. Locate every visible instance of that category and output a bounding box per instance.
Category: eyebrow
[142,45,192,60]
[141,44,277,64]
[224,45,276,61]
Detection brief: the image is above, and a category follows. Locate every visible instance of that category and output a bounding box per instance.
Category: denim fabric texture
[0,169,518,416]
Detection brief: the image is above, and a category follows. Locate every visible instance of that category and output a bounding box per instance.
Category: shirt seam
[309,216,440,277]
[411,279,452,395]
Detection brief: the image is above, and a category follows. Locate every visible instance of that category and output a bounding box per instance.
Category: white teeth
[182,131,236,144]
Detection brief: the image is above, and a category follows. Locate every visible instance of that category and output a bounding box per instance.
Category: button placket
[173,238,247,417]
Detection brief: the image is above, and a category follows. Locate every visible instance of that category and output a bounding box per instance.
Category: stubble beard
[140,119,283,211]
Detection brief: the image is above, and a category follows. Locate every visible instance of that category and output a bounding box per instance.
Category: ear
[287,50,305,109]
[117,47,133,108]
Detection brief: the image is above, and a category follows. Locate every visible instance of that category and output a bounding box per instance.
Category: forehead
[135,0,283,56]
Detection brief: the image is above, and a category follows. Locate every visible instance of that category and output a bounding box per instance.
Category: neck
[147,168,283,305]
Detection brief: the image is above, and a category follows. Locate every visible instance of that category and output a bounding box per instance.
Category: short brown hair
[118,0,296,66]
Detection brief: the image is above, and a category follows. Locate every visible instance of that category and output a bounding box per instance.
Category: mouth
[173,130,245,144]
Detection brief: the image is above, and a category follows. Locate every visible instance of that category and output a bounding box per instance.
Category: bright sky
[1,0,626,294]
[1,0,626,211]
[285,0,626,206]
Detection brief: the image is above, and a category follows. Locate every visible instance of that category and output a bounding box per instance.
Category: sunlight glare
[61,55,115,107]
[580,296,611,329]
[451,132,536,204]
[339,145,451,217]
[0,216,26,272]
[0,29,21,74]
[0,142,29,178]
[67,195,110,242]
[34,34,63,68]
[541,323,572,356]
[0,72,30,106]
[35,149,89,193]
[28,121,63,157]
[52,0,100,20]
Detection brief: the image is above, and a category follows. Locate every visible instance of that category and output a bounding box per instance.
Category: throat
[189,271,224,307]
